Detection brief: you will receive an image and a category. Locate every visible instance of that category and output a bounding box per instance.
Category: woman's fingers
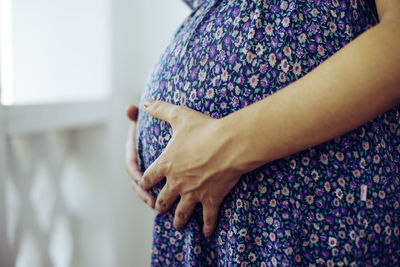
[139,101,235,237]
[143,99,183,128]
[125,104,155,208]
[141,158,169,190]
[155,182,180,214]
[127,153,156,209]
[125,120,142,184]
[126,157,142,184]
[131,180,155,208]
[202,201,221,238]
[173,196,197,230]
[126,105,139,122]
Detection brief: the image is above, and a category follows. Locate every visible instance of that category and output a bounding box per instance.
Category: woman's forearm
[221,17,400,172]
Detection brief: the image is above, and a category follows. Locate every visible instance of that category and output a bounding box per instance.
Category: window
[1,0,111,105]
[1,0,190,266]
[0,0,113,266]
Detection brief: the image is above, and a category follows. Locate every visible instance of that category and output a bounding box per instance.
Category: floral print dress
[135,0,400,266]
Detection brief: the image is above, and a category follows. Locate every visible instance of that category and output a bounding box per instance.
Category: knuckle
[167,180,182,195]
[184,191,197,202]
[177,211,187,220]
[168,106,181,122]
[204,215,215,226]
[154,100,162,109]
[173,213,186,229]
[156,159,171,176]
[170,186,180,196]
[157,198,165,207]
[202,197,219,209]
[184,191,194,199]
[156,199,168,213]
[151,100,161,111]
[152,101,164,116]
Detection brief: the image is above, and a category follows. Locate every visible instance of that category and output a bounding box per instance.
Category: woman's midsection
[135,0,378,196]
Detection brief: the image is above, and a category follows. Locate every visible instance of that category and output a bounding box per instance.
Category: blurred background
[0,0,189,266]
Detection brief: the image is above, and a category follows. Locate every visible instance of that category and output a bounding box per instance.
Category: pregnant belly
[135,0,377,197]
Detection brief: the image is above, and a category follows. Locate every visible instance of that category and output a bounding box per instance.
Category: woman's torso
[136,0,380,171]
[136,0,400,265]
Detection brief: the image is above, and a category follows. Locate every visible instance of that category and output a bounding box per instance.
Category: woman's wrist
[217,108,266,175]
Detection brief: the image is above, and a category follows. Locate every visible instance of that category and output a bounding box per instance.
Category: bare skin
[126,1,400,238]
[125,105,155,209]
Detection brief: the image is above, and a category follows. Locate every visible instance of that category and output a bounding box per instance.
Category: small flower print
[293,62,302,75]
[205,88,214,99]
[280,59,289,73]
[142,1,395,266]
[282,17,290,27]
[256,43,264,56]
[328,237,337,247]
[249,75,259,88]
[265,23,274,36]
[268,53,277,67]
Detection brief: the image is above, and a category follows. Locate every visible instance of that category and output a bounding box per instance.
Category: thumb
[126,105,139,122]
[143,99,181,126]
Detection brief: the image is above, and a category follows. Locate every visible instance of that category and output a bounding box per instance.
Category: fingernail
[143,98,154,109]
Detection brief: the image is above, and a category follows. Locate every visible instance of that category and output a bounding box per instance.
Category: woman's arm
[221,0,400,173]
[140,1,400,237]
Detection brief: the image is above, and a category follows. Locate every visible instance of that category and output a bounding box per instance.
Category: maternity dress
[136,0,400,265]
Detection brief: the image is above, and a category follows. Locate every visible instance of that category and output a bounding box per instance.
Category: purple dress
[136,0,400,265]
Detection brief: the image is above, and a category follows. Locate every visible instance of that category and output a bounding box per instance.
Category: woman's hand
[125,105,155,209]
[140,99,244,238]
